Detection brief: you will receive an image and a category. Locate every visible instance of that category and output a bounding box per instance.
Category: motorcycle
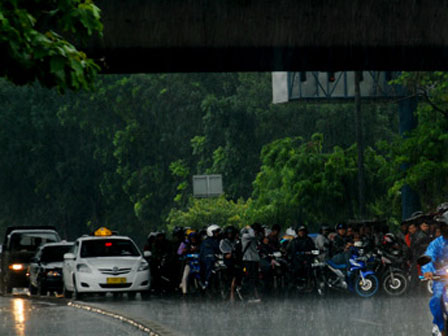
[372,248,409,296]
[259,251,289,295]
[418,255,448,336]
[182,253,205,295]
[290,250,322,294]
[206,254,228,300]
[313,247,379,298]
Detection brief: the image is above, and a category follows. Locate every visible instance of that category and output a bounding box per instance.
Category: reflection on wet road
[0,296,147,336]
[88,294,434,336]
[0,293,434,336]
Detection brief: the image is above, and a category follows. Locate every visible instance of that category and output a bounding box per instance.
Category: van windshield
[10,232,59,252]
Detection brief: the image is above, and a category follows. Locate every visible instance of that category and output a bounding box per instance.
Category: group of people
[142,209,446,303]
[141,203,448,335]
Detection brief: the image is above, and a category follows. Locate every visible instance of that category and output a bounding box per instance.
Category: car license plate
[107,277,126,284]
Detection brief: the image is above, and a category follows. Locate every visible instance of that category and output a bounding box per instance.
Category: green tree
[382,72,448,212]
[250,133,392,231]
[1,0,102,90]
[166,196,250,232]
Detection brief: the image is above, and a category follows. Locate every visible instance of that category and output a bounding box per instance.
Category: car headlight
[138,260,149,272]
[76,263,92,273]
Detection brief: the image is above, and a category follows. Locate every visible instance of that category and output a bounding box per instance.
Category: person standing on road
[422,212,448,336]
[407,221,420,288]
[267,224,281,251]
[314,225,330,261]
[287,226,316,290]
[414,220,432,257]
[219,226,240,302]
[241,223,263,302]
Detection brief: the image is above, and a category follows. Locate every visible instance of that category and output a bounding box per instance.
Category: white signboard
[193,175,223,198]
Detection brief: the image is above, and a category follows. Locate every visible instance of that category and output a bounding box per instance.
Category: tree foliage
[1,0,102,90]
[382,72,448,212]
[0,72,413,243]
[249,134,392,231]
[166,196,250,232]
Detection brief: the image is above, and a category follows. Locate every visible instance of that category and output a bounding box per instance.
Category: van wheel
[63,284,73,299]
[38,282,47,296]
[29,283,38,296]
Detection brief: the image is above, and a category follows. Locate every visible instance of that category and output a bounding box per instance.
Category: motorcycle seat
[326,260,347,269]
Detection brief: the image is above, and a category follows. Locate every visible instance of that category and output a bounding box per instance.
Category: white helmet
[437,210,448,225]
[285,227,297,238]
[206,224,221,237]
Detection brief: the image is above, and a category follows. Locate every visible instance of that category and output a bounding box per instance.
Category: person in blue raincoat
[422,211,448,336]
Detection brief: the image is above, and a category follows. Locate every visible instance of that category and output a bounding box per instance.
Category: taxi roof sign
[94,227,112,236]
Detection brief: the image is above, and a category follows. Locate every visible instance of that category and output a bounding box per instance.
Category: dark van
[0,226,60,294]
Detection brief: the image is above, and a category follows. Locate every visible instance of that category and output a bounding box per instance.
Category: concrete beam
[89,0,448,72]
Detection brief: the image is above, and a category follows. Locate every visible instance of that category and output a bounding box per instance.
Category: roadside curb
[67,301,178,336]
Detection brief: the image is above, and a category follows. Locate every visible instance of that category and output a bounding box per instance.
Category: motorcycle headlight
[76,263,92,273]
[138,260,149,272]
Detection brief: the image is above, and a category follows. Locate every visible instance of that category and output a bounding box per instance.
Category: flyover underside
[94,46,448,73]
[89,0,448,73]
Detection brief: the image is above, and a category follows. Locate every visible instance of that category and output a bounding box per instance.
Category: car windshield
[10,232,59,252]
[40,245,73,263]
[80,239,140,258]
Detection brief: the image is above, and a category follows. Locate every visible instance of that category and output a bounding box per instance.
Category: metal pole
[398,93,420,220]
[354,71,366,217]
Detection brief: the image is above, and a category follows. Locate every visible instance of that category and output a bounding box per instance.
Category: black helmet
[224,226,237,236]
[336,223,347,230]
[251,222,264,233]
[173,226,185,238]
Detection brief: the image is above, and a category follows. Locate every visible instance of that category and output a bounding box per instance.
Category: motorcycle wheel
[382,272,408,296]
[355,274,379,298]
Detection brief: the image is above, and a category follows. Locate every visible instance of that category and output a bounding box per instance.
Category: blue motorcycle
[180,253,205,295]
[314,247,379,298]
[418,255,448,336]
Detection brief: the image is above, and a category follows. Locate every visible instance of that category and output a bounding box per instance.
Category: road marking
[67,301,176,336]
[351,318,383,327]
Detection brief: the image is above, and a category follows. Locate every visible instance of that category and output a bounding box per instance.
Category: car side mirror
[63,253,76,261]
[143,251,152,258]
[417,255,432,266]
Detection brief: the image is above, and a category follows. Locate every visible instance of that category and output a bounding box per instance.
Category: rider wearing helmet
[178,230,201,295]
[330,223,353,266]
[199,224,221,288]
[422,210,448,336]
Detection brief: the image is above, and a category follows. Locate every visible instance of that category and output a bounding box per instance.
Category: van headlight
[138,260,149,272]
[9,264,24,271]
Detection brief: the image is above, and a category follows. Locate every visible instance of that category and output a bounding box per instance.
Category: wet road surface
[0,295,148,336]
[0,292,434,336]
[85,293,434,336]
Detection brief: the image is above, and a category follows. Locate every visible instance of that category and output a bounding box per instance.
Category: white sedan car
[62,232,150,299]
